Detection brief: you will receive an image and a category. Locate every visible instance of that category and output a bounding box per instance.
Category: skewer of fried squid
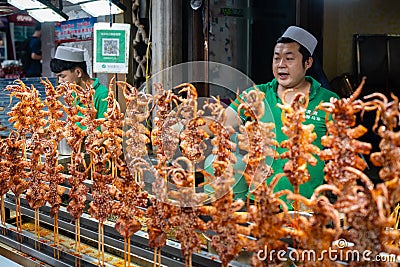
[152,175,166,267]
[176,83,199,194]
[35,150,44,251]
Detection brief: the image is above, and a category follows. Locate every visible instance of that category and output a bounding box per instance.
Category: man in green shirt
[50,46,108,131]
[207,26,339,206]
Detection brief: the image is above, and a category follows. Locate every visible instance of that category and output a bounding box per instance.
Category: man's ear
[74,67,83,78]
[305,57,313,70]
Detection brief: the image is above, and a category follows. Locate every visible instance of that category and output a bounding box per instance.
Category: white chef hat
[54,46,85,62]
[281,26,318,55]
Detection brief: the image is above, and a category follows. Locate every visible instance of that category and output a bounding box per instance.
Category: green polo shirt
[77,78,108,130]
[228,76,339,205]
[92,78,108,120]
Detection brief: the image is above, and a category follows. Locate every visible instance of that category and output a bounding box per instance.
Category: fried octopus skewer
[364,92,400,205]
[236,87,291,266]
[1,131,28,235]
[148,83,181,266]
[334,183,400,266]
[277,91,320,212]
[318,78,372,192]
[167,157,208,267]
[59,82,91,254]
[235,88,279,190]
[117,80,153,161]
[200,96,250,267]
[6,81,46,237]
[286,185,342,267]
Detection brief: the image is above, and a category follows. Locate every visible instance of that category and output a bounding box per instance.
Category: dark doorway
[250,0,297,84]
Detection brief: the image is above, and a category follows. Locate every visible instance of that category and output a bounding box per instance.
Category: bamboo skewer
[153,248,157,267]
[128,237,131,267]
[16,196,22,242]
[35,208,41,250]
[1,196,4,235]
[98,223,101,266]
[91,160,94,182]
[75,218,82,253]
[124,237,127,267]
[75,220,81,267]
[102,224,105,267]
[0,195,4,225]
[53,214,60,259]
[153,247,162,267]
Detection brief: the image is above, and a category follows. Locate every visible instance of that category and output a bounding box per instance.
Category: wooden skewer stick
[158,248,161,267]
[98,223,101,266]
[102,224,104,266]
[124,237,127,267]
[54,214,59,258]
[1,196,5,235]
[128,237,131,267]
[1,196,4,225]
[153,248,157,267]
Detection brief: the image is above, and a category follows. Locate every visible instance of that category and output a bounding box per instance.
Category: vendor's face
[272,42,312,89]
[55,68,81,84]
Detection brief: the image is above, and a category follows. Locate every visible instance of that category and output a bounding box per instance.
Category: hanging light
[7,0,46,10]
[80,0,127,17]
[65,0,84,3]
[65,0,127,16]
[28,8,68,22]
[8,0,69,22]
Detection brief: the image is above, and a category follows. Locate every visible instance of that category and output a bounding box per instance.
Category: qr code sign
[102,38,119,56]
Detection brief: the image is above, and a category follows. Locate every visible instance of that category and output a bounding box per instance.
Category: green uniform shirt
[77,78,108,130]
[230,76,339,204]
[92,78,108,120]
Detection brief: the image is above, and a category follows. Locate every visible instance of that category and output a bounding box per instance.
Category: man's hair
[50,58,88,75]
[276,36,311,65]
[35,22,41,31]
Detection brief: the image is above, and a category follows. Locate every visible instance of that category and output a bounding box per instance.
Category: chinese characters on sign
[55,17,97,44]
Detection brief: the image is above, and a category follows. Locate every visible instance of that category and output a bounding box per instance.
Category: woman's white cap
[281,26,317,55]
[54,46,85,62]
